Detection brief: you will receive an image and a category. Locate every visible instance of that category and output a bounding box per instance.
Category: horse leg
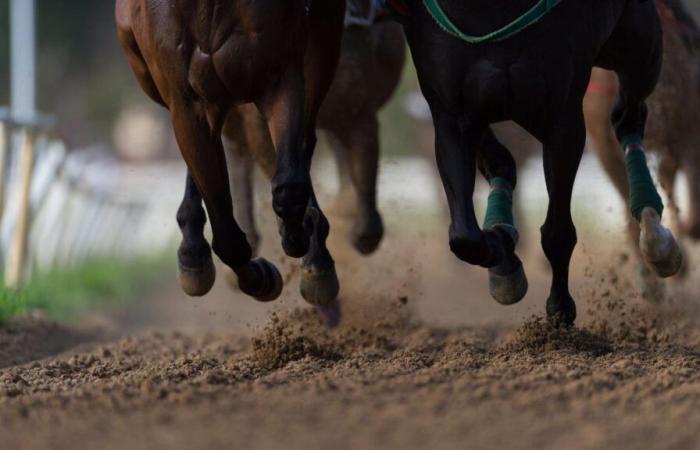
[297,9,345,325]
[223,112,260,255]
[431,109,509,273]
[301,189,341,326]
[327,133,357,219]
[541,111,586,325]
[329,117,384,255]
[176,171,216,296]
[257,67,312,259]
[477,128,528,305]
[681,146,700,240]
[658,152,681,238]
[601,1,682,279]
[582,75,662,297]
[612,86,682,277]
[658,151,690,279]
[172,101,282,302]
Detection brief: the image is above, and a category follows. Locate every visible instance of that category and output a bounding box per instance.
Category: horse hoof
[300,265,340,306]
[178,257,216,297]
[351,213,384,255]
[546,295,577,325]
[239,258,284,303]
[639,208,683,278]
[316,299,342,328]
[488,255,528,305]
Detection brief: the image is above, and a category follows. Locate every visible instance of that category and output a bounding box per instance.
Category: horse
[390,0,683,324]
[116,0,347,320]
[584,0,700,294]
[223,1,406,259]
[402,0,698,299]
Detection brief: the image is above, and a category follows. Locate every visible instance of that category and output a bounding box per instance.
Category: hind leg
[583,72,663,298]
[598,0,682,278]
[477,128,528,305]
[172,101,282,302]
[328,116,384,255]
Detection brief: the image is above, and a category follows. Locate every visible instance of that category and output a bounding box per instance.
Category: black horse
[392,0,682,324]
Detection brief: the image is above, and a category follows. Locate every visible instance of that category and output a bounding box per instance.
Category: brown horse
[116,1,346,315]
[584,0,700,294]
[223,2,406,261]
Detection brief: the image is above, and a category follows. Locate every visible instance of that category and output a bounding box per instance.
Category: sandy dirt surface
[1,218,700,450]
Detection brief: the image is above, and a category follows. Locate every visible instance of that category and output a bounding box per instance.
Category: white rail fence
[0,111,182,289]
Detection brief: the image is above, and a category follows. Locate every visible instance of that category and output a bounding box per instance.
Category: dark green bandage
[484,177,514,229]
[622,135,664,220]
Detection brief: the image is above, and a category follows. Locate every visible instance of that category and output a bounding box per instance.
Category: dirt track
[1,222,700,450]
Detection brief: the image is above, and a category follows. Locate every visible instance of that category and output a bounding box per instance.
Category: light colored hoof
[640,207,683,278]
[178,257,216,297]
[489,258,528,305]
[300,265,340,306]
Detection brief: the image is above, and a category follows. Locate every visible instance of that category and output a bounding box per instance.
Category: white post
[10,0,37,122]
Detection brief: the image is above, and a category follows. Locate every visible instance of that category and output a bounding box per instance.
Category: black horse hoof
[316,299,342,328]
[300,265,340,306]
[351,212,384,255]
[178,256,216,297]
[489,254,528,305]
[239,258,284,303]
[279,219,310,258]
[546,295,577,325]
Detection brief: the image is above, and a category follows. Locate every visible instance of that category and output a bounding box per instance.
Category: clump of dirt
[502,316,613,356]
[251,296,417,371]
[251,312,342,371]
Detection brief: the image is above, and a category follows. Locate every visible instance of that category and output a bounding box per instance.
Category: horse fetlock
[546,293,577,326]
[351,209,384,255]
[639,207,683,278]
[278,218,311,258]
[449,231,502,267]
[237,258,284,302]
[272,180,311,223]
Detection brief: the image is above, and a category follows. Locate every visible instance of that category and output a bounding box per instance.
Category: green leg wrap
[621,134,664,221]
[483,177,514,230]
